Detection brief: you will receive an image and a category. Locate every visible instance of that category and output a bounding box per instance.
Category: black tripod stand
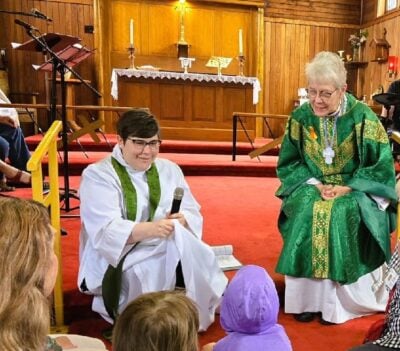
[14,20,101,212]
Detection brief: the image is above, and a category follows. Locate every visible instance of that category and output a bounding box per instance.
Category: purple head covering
[214,265,292,351]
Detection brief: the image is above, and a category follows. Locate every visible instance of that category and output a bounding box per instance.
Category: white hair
[305,51,347,88]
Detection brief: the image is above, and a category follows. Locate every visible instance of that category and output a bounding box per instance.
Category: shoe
[102,327,113,342]
[6,168,31,188]
[319,316,336,325]
[293,312,317,322]
[0,180,15,192]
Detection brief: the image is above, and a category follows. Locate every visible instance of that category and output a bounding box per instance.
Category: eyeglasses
[127,137,162,150]
[306,88,338,101]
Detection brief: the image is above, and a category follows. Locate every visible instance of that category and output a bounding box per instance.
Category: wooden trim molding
[363,8,400,27]
[256,7,265,137]
[137,0,264,7]
[198,0,265,7]
[264,16,359,29]
[44,0,92,4]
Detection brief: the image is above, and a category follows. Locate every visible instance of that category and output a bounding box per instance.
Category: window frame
[386,0,398,11]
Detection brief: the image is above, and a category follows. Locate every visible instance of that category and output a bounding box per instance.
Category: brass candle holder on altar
[128,45,136,70]
[237,55,245,76]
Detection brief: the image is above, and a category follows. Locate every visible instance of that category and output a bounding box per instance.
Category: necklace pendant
[323,146,335,165]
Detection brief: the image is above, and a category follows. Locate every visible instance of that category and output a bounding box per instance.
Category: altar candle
[129,19,134,46]
[238,29,243,56]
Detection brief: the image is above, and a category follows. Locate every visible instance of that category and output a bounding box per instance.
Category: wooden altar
[110,69,261,141]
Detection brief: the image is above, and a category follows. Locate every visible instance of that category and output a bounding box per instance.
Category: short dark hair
[117,109,160,141]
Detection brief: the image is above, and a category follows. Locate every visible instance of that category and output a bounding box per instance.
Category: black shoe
[102,327,113,342]
[293,312,317,323]
[319,316,336,325]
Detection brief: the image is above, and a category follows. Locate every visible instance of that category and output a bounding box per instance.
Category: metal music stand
[12,32,81,120]
[13,29,101,213]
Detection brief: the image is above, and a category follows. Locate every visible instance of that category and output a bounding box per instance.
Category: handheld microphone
[14,19,37,32]
[31,8,53,22]
[170,187,184,214]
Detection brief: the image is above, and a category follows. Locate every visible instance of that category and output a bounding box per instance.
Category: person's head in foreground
[305,51,348,117]
[117,108,162,171]
[0,197,57,351]
[112,290,199,351]
[215,264,292,351]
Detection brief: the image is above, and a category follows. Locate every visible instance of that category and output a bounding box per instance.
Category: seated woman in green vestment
[275,51,397,325]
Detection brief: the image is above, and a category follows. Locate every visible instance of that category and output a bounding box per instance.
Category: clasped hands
[316,183,351,200]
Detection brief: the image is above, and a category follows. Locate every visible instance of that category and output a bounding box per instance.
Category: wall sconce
[388,55,398,78]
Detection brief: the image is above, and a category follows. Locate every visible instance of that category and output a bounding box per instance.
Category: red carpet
[44,151,279,177]
[6,135,395,350]
[5,176,384,351]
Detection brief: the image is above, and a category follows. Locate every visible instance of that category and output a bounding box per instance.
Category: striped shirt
[374,249,400,348]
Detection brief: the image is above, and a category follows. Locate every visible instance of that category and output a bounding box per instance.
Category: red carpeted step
[25,133,280,156]
[40,151,279,177]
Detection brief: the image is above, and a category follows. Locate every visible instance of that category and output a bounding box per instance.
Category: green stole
[101,157,161,321]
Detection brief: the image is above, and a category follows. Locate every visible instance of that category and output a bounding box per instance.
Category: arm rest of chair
[9,91,39,104]
[9,91,39,97]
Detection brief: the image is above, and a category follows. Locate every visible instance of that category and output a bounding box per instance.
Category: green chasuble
[275,93,397,285]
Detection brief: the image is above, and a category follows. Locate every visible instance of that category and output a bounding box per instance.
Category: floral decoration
[348,30,368,48]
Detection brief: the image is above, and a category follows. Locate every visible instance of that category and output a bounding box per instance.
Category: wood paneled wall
[96,0,264,132]
[0,0,97,130]
[4,0,400,141]
[265,0,362,25]
[358,1,400,111]
[263,0,361,136]
[362,1,378,24]
[361,17,400,102]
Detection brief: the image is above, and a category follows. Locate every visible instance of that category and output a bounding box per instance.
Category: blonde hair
[306,51,347,88]
[113,291,199,351]
[0,197,53,351]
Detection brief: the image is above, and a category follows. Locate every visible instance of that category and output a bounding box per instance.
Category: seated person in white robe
[78,109,228,331]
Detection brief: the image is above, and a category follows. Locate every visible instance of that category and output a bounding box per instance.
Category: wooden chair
[9,91,40,134]
[0,70,40,135]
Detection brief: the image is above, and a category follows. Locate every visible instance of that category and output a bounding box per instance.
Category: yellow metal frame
[26,121,68,332]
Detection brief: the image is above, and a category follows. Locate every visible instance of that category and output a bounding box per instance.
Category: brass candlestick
[128,45,136,69]
[237,55,245,76]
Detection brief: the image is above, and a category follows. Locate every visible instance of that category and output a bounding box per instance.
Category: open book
[211,244,243,271]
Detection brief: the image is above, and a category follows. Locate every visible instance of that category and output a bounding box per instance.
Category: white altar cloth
[111,68,261,105]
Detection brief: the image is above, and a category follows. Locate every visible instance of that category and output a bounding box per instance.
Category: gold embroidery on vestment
[358,119,389,144]
[302,119,355,177]
[312,200,333,278]
[290,118,300,140]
